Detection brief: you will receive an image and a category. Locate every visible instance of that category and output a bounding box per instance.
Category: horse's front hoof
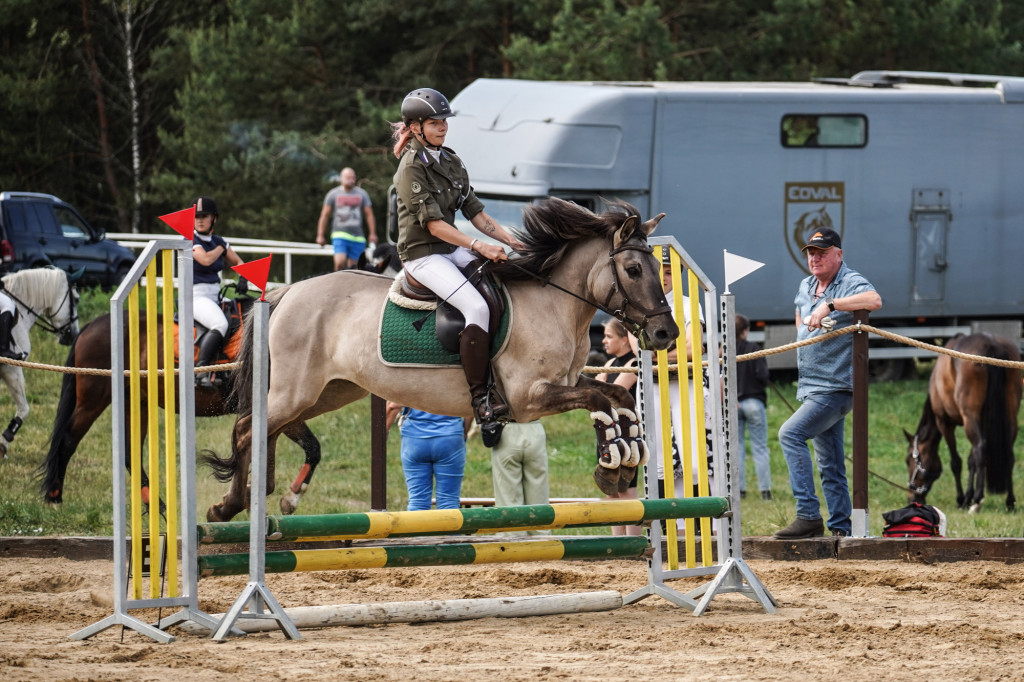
[280,490,302,515]
[968,502,981,514]
[593,466,621,496]
[617,466,636,493]
[207,503,232,522]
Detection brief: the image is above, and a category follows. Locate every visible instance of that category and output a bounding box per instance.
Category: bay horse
[0,266,81,458]
[204,198,679,522]
[904,332,1022,512]
[39,304,322,508]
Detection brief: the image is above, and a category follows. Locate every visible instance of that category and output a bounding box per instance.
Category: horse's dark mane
[915,395,941,447]
[488,197,641,281]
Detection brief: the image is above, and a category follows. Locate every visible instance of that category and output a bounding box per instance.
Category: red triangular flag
[159,205,195,240]
[232,256,272,301]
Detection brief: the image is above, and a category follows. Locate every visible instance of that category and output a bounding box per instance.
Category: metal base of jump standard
[208,301,300,641]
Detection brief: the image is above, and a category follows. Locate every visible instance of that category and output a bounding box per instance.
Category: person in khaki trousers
[490,421,549,536]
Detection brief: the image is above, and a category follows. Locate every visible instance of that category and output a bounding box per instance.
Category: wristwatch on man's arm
[825,297,836,312]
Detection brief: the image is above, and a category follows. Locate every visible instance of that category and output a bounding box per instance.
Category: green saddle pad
[378,288,511,367]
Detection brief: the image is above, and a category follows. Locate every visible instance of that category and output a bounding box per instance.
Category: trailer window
[781,114,867,148]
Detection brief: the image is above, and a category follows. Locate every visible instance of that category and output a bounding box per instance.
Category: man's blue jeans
[400,434,466,511]
[738,397,771,493]
[778,391,853,534]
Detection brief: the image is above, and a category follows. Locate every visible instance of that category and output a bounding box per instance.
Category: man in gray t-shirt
[774,227,881,539]
[315,167,377,270]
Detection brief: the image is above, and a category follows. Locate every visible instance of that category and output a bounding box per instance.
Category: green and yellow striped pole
[198,497,729,545]
[198,536,651,578]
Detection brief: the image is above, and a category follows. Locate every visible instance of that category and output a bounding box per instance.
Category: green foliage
[6,0,1023,240]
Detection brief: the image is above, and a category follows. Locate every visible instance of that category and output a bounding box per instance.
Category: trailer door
[910,188,951,303]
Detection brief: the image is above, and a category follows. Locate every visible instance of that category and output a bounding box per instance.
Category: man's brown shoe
[773,517,824,539]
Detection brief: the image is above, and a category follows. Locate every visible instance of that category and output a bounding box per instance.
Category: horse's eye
[625,265,641,279]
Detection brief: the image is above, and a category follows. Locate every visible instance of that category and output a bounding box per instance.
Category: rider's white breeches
[404,247,489,332]
[193,283,229,335]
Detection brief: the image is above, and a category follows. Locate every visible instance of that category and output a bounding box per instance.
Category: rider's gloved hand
[236,277,249,295]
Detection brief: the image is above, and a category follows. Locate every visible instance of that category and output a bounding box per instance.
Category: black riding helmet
[401,88,455,124]
[194,196,219,219]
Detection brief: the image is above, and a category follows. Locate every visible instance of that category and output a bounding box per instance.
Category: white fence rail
[109,233,335,284]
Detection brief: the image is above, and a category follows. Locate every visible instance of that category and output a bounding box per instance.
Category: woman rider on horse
[392,87,524,424]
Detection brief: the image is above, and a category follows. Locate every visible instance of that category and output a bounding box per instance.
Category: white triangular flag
[723,250,764,293]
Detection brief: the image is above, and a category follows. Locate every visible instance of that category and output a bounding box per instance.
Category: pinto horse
[904,333,1022,512]
[204,198,679,522]
[39,305,322,508]
[0,267,81,458]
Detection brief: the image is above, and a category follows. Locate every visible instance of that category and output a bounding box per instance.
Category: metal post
[211,301,300,641]
[851,310,870,537]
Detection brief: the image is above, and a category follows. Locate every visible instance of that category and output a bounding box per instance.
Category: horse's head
[357,242,401,277]
[607,211,679,351]
[904,428,941,503]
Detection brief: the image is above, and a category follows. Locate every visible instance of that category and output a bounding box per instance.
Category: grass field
[1,287,1021,538]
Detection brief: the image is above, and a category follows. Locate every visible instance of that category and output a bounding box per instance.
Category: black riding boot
[460,324,509,423]
[0,311,18,360]
[195,329,224,388]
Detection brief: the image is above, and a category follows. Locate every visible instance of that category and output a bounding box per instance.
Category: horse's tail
[206,286,291,481]
[228,285,290,416]
[981,362,1013,495]
[37,337,84,501]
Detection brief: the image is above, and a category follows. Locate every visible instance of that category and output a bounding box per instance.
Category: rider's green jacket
[394,137,484,263]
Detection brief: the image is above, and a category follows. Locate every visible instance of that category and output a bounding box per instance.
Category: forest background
[4,0,1024,265]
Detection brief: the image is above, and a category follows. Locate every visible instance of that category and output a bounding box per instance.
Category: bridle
[4,274,79,345]
[907,434,936,496]
[503,236,673,349]
[601,241,674,347]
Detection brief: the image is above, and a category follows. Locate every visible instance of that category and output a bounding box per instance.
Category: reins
[501,238,672,348]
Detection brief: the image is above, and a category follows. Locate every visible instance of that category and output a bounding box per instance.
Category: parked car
[0,192,135,288]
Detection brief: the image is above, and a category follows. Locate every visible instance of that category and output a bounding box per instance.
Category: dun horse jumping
[204,198,679,522]
[905,332,1022,512]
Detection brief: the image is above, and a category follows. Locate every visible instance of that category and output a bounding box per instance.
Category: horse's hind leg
[207,413,253,522]
[963,417,986,512]
[0,368,28,458]
[279,421,321,515]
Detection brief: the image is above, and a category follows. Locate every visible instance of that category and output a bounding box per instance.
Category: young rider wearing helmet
[391,87,525,424]
[191,196,244,388]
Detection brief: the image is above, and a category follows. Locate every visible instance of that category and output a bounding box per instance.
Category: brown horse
[904,332,1022,512]
[204,198,679,522]
[39,309,321,508]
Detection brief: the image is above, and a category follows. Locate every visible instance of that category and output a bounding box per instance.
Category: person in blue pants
[386,403,468,510]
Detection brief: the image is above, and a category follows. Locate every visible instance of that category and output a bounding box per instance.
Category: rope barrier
[581,323,1024,374]
[6,322,1022,377]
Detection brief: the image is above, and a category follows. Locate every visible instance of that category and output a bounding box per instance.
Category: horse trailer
[424,71,1024,378]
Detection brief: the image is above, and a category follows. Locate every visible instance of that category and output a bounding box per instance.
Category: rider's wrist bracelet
[469,239,478,252]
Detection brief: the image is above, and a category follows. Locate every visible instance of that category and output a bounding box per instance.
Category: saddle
[173,297,252,365]
[398,259,505,354]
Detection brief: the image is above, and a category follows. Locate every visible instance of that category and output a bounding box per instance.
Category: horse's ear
[613,216,639,249]
[640,213,666,236]
[903,428,914,443]
[68,267,86,283]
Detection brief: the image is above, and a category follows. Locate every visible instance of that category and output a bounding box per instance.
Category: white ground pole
[72,240,220,643]
[211,300,300,641]
[622,236,776,615]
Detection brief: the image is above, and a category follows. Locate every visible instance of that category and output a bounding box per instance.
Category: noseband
[907,435,935,495]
